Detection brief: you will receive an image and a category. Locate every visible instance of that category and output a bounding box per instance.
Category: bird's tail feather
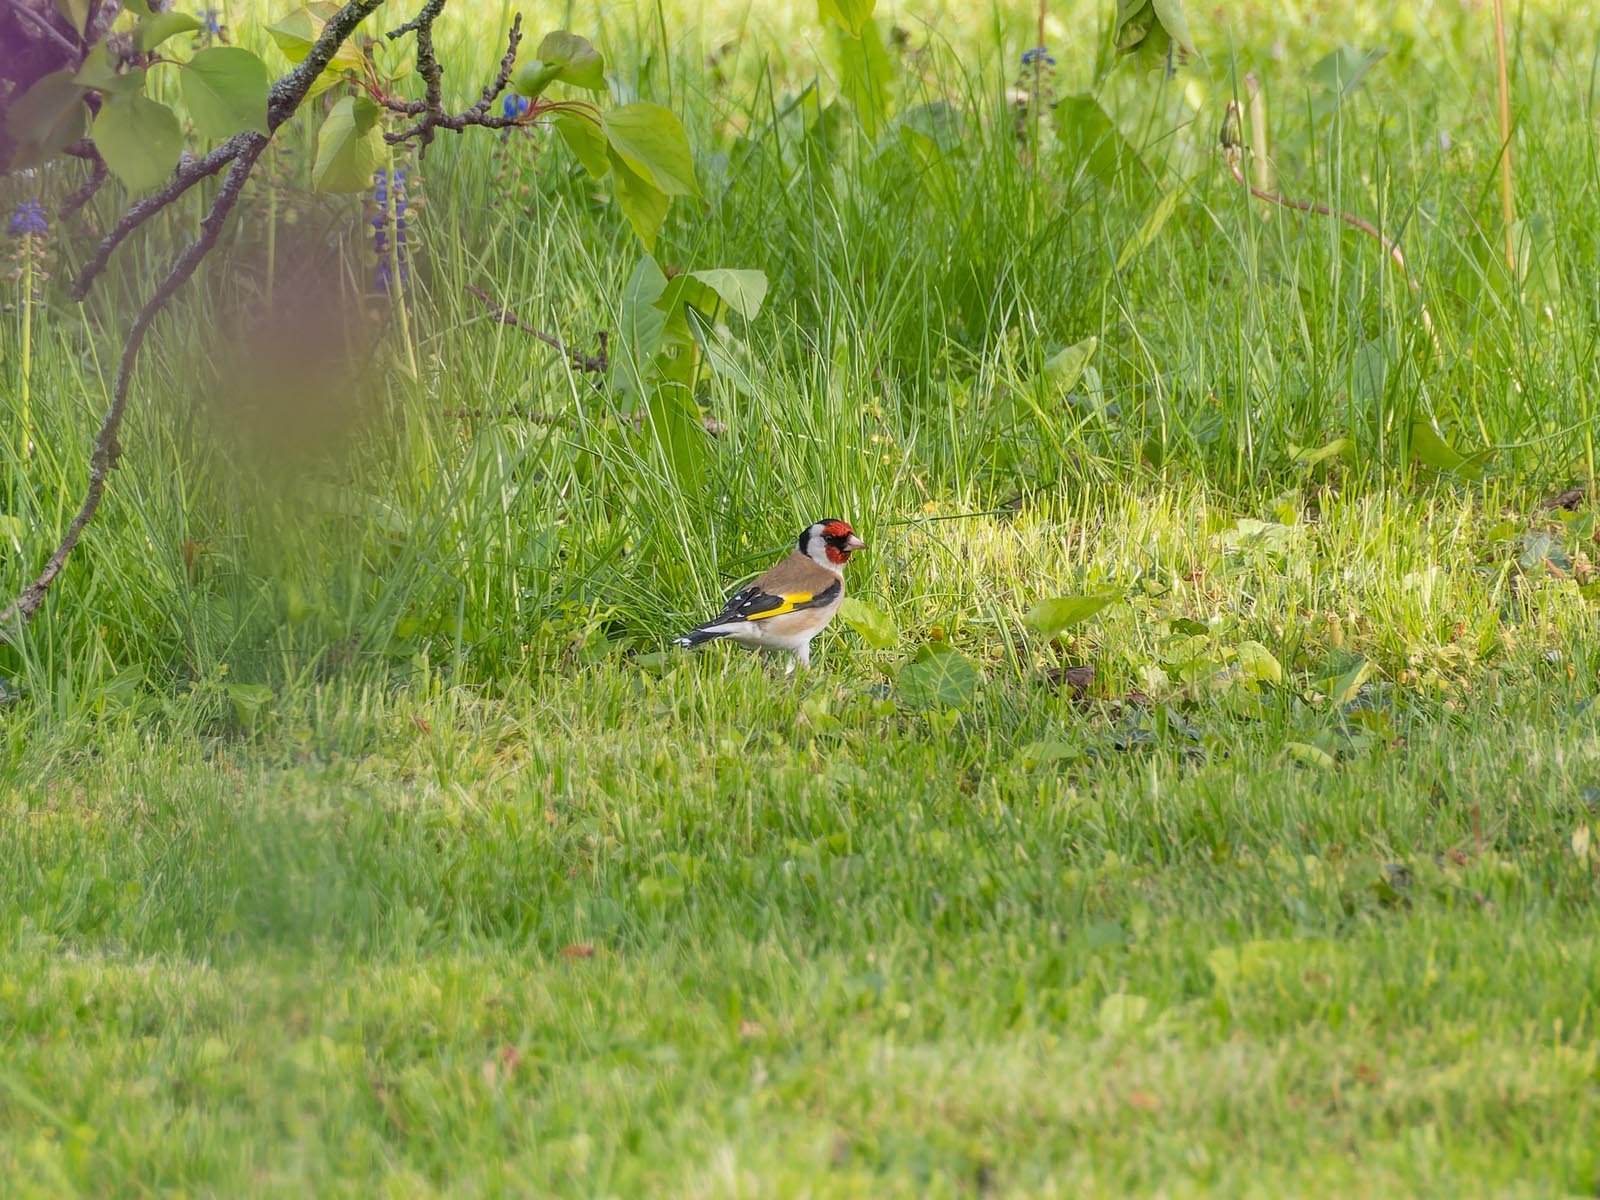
[672,626,729,649]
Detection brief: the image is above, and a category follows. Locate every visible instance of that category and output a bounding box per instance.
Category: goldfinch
[673,519,866,669]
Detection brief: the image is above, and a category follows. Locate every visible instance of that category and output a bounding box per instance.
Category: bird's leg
[795,643,811,671]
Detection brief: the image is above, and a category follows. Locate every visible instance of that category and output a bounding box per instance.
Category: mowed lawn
[5,488,1599,1195]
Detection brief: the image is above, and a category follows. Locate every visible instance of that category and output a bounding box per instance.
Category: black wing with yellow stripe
[711,578,841,625]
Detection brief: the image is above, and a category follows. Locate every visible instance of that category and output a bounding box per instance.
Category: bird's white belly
[725,598,841,651]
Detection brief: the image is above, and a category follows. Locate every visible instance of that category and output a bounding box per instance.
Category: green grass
[3,0,1600,1192]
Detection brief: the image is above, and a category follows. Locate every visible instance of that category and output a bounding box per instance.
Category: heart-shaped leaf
[312,95,383,193]
[1023,593,1120,640]
[181,47,271,138]
[897,647,981,710]
[6,71,88,167]
[524,31,605,92]
[840,597,897,648]
[134,10,201,51]
[604,102,699,197]
[93,94,182,191]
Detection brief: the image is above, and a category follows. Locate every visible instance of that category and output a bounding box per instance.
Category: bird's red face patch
[823,520,853,540]
[819,520,861,564]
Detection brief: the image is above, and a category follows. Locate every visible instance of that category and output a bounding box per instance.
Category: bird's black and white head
[799,519,865,572]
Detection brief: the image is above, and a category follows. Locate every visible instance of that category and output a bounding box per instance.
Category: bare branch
[59,146,109,219]
[0,140,266,638]
[384,13,526,148]
[2,0,393,639]
[465,284,608,373]
[6,0,81,58]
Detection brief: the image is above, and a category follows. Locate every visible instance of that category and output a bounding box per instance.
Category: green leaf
[1116,188,1182,270]
[1288,438,1356,468]
[1040,336,1098,399]
[312,96,383,193]
[93,94,182,191]
[1151,0,1197,55]
[1053,95,1153,197]
[1307,47,1387,122]
[1285,741,1337,771]
[73,46,146,97]
[266,6,366,73]
[1017,739,1082,769]
[181,48,271,138]
[555,114,609,177]
[608,147,670,250]
[897,647,981,710]
[1409,420,1485,479]
[1313,657,1372,706]
[135,10,202,51]
[818,0,874,35]
[836,18,891,139]
[532,31,606,91]
[1023,593,1120,640]
[54,0,91,33]
[604,103,699,197]
[643,386,708,491]
[6,71,88,167]
[840,598,897,648]
[226,682,274,728]
[1097,992,1150,1036]
[685,269,768,321]
[1234,640,1282,684]
[513,61,563,98]
[612,256,671,387]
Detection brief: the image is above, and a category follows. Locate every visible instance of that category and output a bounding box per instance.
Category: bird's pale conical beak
[845,534,866,551]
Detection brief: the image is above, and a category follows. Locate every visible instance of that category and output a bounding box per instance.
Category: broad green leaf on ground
[134,10,201,51]
[897,646,981,710]
[1023,593,1120,640]
[225,682,273,728]
[1285,741,1337,770]
[1235,640,1283,684]
[312,96,383,192]
[554,114,609,177]
[1288,438,1356,467]
[93,94,182,191]
[840,598,898,648]
[836,18,891,139]
[612,256,671,386]
[181,48,271,138]
[604,103,699,196]
[1410,420,1485,479]
[818,0,874,36]
[1308,47,1387,122]
[6,71,88,167]
[1040,337,1098,399]
[528,31,605,92]
[607,147,670,249]
[1097,992,1150,1036]
[1313,657,1372,706]
[1018,739,1082,769]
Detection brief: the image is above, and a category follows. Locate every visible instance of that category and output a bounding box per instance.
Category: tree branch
[6,0,81,59]
[383,12,527,147]
[1,0,392,641]
[465,284,608,372]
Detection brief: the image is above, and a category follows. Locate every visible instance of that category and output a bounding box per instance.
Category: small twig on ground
[465,284,609,372]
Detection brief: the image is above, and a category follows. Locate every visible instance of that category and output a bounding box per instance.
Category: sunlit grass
[2,0,1599,1192]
